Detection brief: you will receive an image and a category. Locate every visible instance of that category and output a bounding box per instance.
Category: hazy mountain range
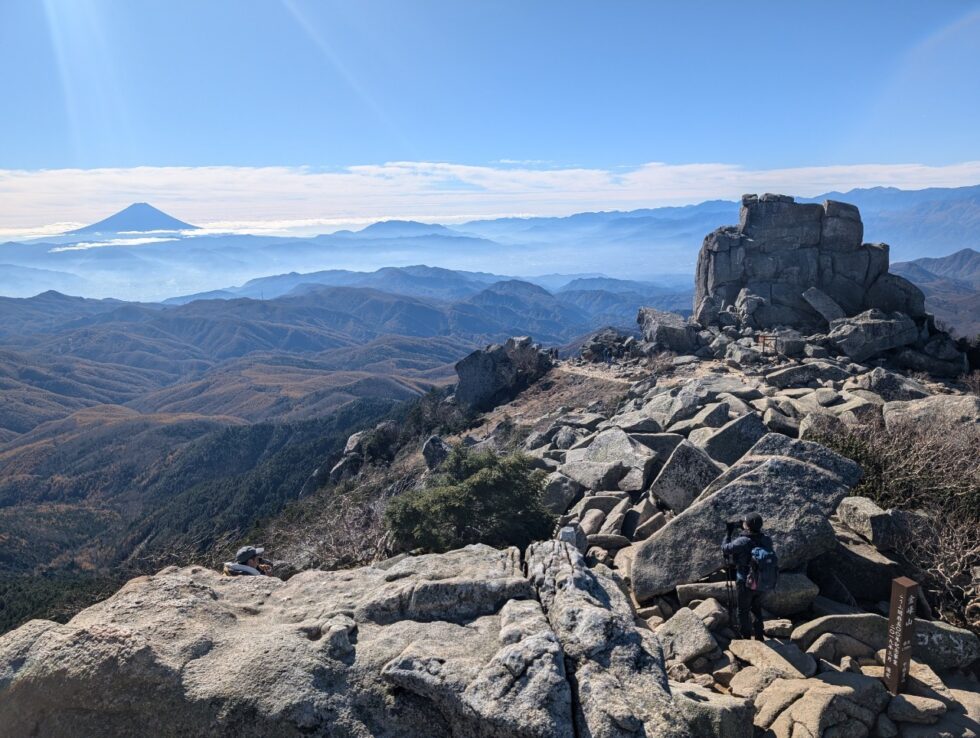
[3,184,980,302]
[0,267,690,584]
[892,248,980,337]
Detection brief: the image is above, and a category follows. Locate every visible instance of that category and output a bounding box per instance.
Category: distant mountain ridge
[164,265,685,306]
[892,248,980,337]
[67,202,198,234]
[353,220,455,238]
[3,183,979,301]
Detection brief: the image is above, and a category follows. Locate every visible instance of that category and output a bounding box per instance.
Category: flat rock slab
[668,402,731,435]
[754,671,890,737]
[802,286,846,323]
[648,440,723,513]
[883,394,980,429]
[887,694,946,725]
[671,681,754,738]
[0,545,579,738]
[759,572,820,617]
[0,538,708,738]
[728,639,805,679]
[852,366,929,402]
[828,309,918,362]
[695,412,768,466]
[765,361,851,389]
[697,432,862,503]
[609,410,663,433]
[526,541,689,738]
[655,607,718,664]
[632,456,854,601]
[676,574,818,618]
[560,460,626,491]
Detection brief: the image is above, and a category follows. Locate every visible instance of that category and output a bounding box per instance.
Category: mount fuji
[68,203,198,235]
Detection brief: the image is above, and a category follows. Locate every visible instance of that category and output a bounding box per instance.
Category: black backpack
[746,538,778,592]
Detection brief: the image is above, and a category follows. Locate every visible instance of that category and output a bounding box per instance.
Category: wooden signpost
[753,334,779,355]
[883,576,919,695]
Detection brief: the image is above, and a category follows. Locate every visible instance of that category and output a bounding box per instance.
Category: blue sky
[2,0,979,233]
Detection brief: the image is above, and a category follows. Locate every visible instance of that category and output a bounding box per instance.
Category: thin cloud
[2,160,980,240]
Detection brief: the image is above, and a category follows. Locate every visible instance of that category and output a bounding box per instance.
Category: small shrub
[961,370,980,398]
[896,510,980,628]
[384,447,554,553]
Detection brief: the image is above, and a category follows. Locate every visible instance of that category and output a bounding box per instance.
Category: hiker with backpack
[721,512,777,640]
[222,545,274,577]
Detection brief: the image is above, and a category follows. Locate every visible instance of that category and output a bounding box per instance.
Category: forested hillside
[0,270,676,632]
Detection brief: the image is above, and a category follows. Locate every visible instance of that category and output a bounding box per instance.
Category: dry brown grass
[961,370,980,397]
[283,487,390,570]
[815,412,980,630]
[265,465,413,572]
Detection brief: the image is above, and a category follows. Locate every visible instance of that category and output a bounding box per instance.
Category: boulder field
[3,349,978,737]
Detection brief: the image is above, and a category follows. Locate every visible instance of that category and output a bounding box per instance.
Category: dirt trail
[555,361,643,384]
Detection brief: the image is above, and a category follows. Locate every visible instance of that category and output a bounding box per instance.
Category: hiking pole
[723,522,737,630]
[724,552,736,628]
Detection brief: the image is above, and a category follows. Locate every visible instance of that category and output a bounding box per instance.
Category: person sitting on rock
[721,512,776,640]
[222,545,272,576]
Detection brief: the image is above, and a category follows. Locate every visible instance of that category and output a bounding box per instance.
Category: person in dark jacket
[721,512,772,640]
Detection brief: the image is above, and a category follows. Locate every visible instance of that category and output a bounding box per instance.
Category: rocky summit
[694,194,920,330]
[1,195,978,737]
[682,194,968,376]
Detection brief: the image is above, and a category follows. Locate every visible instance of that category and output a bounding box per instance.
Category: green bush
[384,447,554,553]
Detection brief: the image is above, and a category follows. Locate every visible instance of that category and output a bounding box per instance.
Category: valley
[0,264,683,630]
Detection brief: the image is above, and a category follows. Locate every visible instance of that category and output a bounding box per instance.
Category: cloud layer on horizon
[2,159,980,239]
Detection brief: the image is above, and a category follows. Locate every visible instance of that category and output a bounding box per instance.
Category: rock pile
[520,352,979,736]
[3,342,979,735]
[694,194,920,331]
[455,336,555,412]
[580,326,644,363]
[6,336,979,737]
[304,419,399,488]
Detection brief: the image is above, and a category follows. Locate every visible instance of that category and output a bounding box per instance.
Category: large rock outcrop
[631,435,862,601]
[694,194,925,331]
[454,336,554,412]
[637,308,698,354]
[0,546,554,737]
[526,541,689,737]
[0,543,696,738]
